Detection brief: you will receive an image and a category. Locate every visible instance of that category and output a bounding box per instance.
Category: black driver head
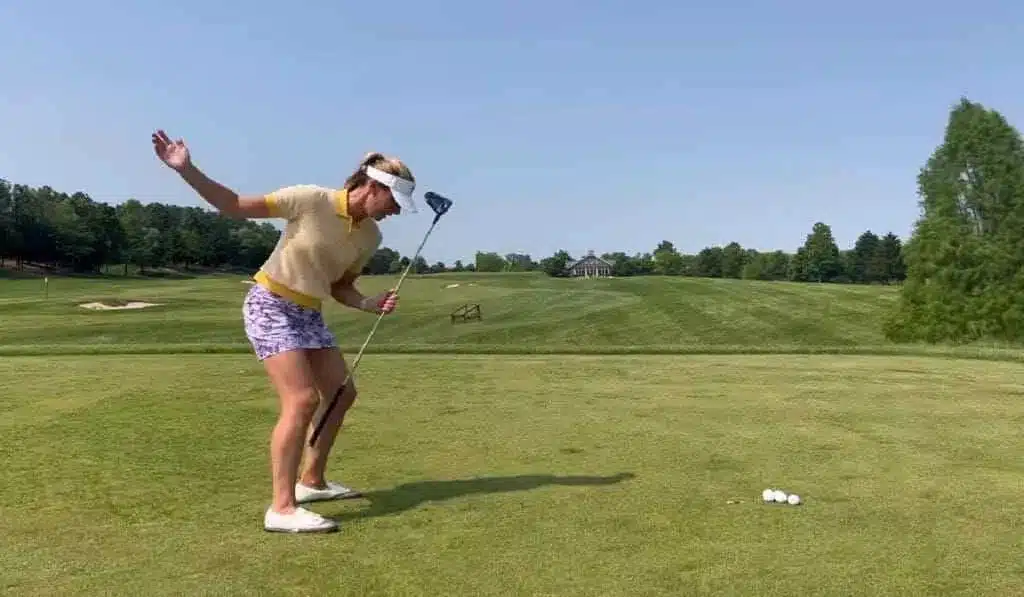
[424,191,453,217]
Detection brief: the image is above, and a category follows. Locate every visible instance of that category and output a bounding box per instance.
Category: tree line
[0,178,904,285]
[3,97,1023,345]
[0,180,281,274]
[469,221,905,285]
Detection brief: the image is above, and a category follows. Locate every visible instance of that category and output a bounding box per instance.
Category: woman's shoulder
[350,215,382,246]
[359,217,383,241]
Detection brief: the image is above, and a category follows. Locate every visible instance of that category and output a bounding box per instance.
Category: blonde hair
[344,151,415,191]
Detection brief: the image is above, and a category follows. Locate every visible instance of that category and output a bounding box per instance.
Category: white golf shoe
[295,481,362,503]
[263,506,338,533]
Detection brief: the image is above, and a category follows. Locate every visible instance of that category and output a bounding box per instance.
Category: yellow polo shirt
[252,184,381,310]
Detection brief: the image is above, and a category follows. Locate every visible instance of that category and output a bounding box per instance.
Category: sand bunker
[79,301,161,311]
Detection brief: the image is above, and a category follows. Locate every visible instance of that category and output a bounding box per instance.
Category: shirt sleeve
[347,228,383,275]
[263,184,328,219]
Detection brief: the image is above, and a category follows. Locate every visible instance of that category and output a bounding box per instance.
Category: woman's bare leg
[301,347,358,488]
[262,348,322,513]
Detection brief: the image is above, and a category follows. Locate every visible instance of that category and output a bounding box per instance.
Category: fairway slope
[1,272,1019,360]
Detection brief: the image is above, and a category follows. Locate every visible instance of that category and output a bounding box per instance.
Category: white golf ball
[787,494,801,505]
[773,490,788,503]
[762,489,775,502]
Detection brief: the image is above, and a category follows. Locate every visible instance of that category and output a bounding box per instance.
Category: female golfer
[152,129,415,533]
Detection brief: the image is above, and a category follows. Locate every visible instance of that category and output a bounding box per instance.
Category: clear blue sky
[2,1,1023,265]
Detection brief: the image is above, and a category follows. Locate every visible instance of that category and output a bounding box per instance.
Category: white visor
[364,165,417,213]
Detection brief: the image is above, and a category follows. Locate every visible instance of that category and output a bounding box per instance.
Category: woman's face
[365,182,402,221]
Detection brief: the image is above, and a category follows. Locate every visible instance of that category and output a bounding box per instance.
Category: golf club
[309,191,454,447]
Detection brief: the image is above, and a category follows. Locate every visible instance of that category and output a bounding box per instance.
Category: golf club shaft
[308,216,442,446]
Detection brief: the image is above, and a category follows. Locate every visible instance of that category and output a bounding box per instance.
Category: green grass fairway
[0,272,916,356]
[2,353,1023,596]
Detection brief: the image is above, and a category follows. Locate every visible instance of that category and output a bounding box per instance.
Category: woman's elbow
[222,196,273,219]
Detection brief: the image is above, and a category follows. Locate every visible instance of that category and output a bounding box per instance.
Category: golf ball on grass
[761,488,802,506]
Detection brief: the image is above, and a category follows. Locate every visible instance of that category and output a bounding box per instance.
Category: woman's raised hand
[151,129,192,172]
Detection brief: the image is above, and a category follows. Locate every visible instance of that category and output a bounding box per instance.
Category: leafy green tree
[849,231,880,283]
[504,253,535,271]
[799,222,842,282]
[474,251,506,272]
[885,97,1024,343]
[540,250,573,277]
[366,247,400,274]
[872,233,905,284]
[693,246,722,277]
[652,240,684,275]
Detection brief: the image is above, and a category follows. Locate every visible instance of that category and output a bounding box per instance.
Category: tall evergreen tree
[885,97,1024,343]
[798,222,842,282]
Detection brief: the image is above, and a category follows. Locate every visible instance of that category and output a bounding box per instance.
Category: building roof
[565,250,613,269]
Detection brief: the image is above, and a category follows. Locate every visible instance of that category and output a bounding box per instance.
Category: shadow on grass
[328,472,635,522]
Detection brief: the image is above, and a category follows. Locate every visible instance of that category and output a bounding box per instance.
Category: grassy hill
[4,271,1024,594]
[0,271,1018,359]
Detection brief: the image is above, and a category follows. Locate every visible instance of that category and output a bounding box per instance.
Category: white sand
[78,301,161,310]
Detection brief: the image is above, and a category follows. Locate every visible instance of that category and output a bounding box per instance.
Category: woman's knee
[306,348,358,411]
[324,381,358,414]
[280,387,321,421]
[262,349,323,421]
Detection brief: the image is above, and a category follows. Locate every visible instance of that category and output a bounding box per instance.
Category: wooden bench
[450,303,482,324]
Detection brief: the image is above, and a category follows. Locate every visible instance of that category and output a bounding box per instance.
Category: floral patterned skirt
[242,284,337,361]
